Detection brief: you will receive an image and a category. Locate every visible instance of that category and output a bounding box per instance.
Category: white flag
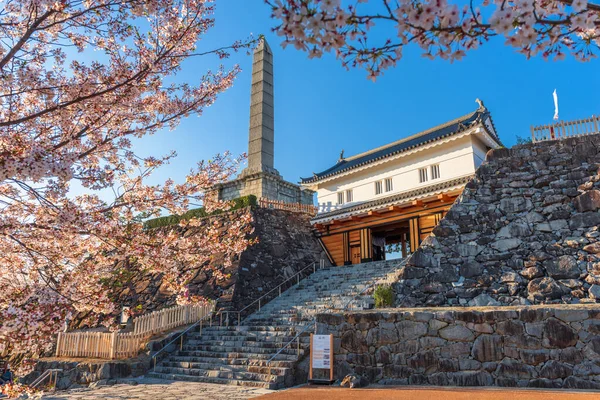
[553,89,559,120]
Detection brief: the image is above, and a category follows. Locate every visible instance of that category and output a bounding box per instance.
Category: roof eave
[311,175,472,224]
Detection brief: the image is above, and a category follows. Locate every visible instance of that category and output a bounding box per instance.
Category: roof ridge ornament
[475,98,487,112]
[338,149,345,162]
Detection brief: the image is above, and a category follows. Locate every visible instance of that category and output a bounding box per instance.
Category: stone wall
[316,305,600,389]
[230,207,328,313]
[23,359,147,390]
[73,207,326,329]
[396,135,600,307]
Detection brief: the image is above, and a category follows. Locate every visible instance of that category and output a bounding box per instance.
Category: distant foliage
[374,285,394,308]
[516,135,533,145]
[144,195,257,229]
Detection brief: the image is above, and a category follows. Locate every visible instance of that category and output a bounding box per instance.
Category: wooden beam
[321,202,452,235]
[388,205,402,212]
[437,193,452,202]
[368,210,381,216]
[412,200,423,207]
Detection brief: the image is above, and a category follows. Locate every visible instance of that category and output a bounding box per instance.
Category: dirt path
[256,385,600,400]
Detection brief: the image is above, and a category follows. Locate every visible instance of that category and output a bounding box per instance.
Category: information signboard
[309,334,334,383]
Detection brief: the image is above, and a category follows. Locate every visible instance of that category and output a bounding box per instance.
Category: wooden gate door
[351,246,361,265]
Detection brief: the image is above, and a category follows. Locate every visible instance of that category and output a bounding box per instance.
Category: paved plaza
[39,382,600,400]
[40,378,274,400]
[257,386,600,400]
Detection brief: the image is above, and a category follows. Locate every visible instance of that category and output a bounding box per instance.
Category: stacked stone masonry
[317,305,600,389]
[396,135,600,307]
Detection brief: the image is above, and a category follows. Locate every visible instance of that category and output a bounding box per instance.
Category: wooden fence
[258,198,318,215]
[531,116,600,143]
[56,303,214,359]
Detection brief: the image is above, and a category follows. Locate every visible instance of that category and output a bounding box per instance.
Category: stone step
[188,334,308,342]
[202,325,301,332]
[164,355,295,368]
[176,350,300,361]
[181,344,307,355]
[153,366,285,383]
[152,258,406,390]
[146,372,279,389]
[186,334,310,347]
[185,339,310,348]
[159,361,290,376]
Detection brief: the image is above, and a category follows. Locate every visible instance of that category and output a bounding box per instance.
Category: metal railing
[151,312,215,371]
[531,115,600,143]
[215,259,326,326]
[264,257,411,375]
[30,369,62,391]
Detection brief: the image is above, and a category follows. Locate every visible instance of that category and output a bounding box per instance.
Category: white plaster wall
[315,135,481,213]
[471,136,489,168]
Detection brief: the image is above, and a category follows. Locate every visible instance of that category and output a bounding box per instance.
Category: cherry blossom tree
[266,0,600,79]
[0,0,256,361]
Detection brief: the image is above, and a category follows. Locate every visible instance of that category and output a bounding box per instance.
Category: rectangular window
[419,168,428,183]
[375,181,383,195]
[385,178,393,192]
[337,192,344,205]
[431,164,440,180]
[345,189,353,202]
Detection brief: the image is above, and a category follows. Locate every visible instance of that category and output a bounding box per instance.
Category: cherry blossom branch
[266,0,600,79]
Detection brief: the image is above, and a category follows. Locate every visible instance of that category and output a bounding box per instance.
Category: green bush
[373,285,394,308]
[143,195,257,230]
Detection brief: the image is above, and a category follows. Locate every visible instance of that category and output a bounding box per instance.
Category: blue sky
[133,0,600,190]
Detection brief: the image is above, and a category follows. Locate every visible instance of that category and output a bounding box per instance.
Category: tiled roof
[301,107,500,184]
[311,175,472,223]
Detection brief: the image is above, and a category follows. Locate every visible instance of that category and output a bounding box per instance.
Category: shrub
[143,195,257,229]
[373,284,394,308]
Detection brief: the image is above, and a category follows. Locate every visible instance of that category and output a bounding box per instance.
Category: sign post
[308,334,334,384]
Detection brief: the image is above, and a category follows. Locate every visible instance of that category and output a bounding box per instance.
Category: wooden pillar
[359,228,372,263]
[434,212,443,225]
[409,217,420,253]
[342,232,351,265]
[401,232,407,258]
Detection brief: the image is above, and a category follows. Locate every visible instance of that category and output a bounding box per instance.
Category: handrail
[265,257,411,372]
[215,259,325,326]
[30,369,62,390]
[151,311,214,371]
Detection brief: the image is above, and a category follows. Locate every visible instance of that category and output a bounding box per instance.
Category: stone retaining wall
[395,135,600,307]
[316,305,600,389]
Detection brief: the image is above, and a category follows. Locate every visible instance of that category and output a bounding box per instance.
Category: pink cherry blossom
[0,0,256,363]
[266,0,600,78]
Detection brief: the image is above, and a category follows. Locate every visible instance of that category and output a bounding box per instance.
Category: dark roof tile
[302,108,500,184]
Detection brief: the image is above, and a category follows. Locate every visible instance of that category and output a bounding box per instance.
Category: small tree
[374,284,394,308]
[0,0,256,358]
[267,0,600,79]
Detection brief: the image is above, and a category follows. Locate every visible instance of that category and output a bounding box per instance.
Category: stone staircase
[147,259,405,389]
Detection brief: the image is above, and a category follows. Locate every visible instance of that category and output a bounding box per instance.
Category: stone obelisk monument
[214,38,313,205]
[241,39,278,177]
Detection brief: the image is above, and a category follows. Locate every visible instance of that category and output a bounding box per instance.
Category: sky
[131,0,600,192]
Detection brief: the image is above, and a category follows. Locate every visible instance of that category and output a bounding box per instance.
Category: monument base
[215,171,314,205]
